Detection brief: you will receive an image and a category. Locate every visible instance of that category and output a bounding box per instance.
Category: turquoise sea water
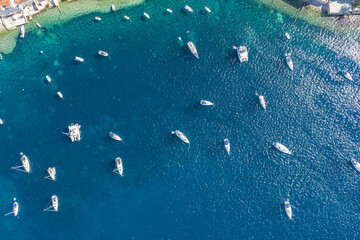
[1,0,360,239]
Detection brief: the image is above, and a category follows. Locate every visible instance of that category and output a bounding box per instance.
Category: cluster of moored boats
[7,3,357,221]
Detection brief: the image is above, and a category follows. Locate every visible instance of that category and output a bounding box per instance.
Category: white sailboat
[273,142,292,154]
[95,16,101,21]
[200,100,214,106]
[204,6,211,12]
[63,123,81,142]
[224,138,230,155]
[5,199,18,217]
[172,130,190,144]
[19,26,25,39]
[187,41,199,59]
[255,93,266,111]
[44,195,59,212]
[284,200,293,220]
[166,8,173,13]
[45,167,56,181]
[113,157,123,176]
[11,152,31,173]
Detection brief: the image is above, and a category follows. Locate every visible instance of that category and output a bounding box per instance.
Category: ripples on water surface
[0,0,360,239]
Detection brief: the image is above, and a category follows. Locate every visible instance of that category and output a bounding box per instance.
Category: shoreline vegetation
[256,0,360,34]
[0,0,143,54]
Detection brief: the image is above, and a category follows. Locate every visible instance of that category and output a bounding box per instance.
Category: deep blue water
[1,0,360,239]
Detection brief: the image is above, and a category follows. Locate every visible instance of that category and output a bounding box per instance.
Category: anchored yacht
[204,6,211,12]
[200,100,214,106]
[114,157,123,176]
[57,91,63,99]
[172,130,190,144]
[44,195,59,212]
[285,32,290,39]
[75,56,84,62]
[351,158,360,172]
[95,16,101,21]
[46,167,56,181]
[5,199,19,217]
[19,26,25,39]
[109,132,123,141]
[284,200,293,220]
[98,50,109,57]
[184,5,193,13]
[232,46,248,62]
[45,75,52,83]
[166,8,173,13]
[285,53,293,70]
[273,142,292,154]
[224,138,230,155]
[144,12,150,19]
[63,123,81,142]
[256,93,266,111]
[124,15,130,20]
[342,70,353,81]
[187,41,199,59]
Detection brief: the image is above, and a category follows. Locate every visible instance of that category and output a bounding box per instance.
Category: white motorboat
[109,132,123,141]
[232,46,248,62]
[75,56,84,62]
[200,100,214,106]
[98,50,109,57]
[255,93,266,111]
[224,138,230,155]
[285,53,294,70]
[273,142,292,154]
[124,15,130,20]
[172,130,190,144]
[57,91,63,99]
[184,5,193,13]
[351,158,360,172]
[111,4,116,12]
[204,6,211,12]
[0,53,3,60]
[46,167,56,181]
[187,41,199,59]
[284,200,293,220]
[143,12,150,19]
[114,157,123,176]
[19,26,25,39]
[45,75,52,83]
[285,32,290,40]
[0,119,3,124]
[36,23,42,29]
[63,123,81,142]
[95,16,101,21]
[342,70,353,81]
[44,195,59,211]
[166,8,173,13]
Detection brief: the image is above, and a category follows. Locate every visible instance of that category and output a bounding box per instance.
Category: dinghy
[45,167,56,181]
[172,130,190,144]
[273,142,292,154]
[284,200,293,220]
[109,132,123,141]
[113,157,123,176]
[224,138,230,155]
[255,93,266,111]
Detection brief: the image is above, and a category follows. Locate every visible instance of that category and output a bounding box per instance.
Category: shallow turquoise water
[1,0,360,239]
